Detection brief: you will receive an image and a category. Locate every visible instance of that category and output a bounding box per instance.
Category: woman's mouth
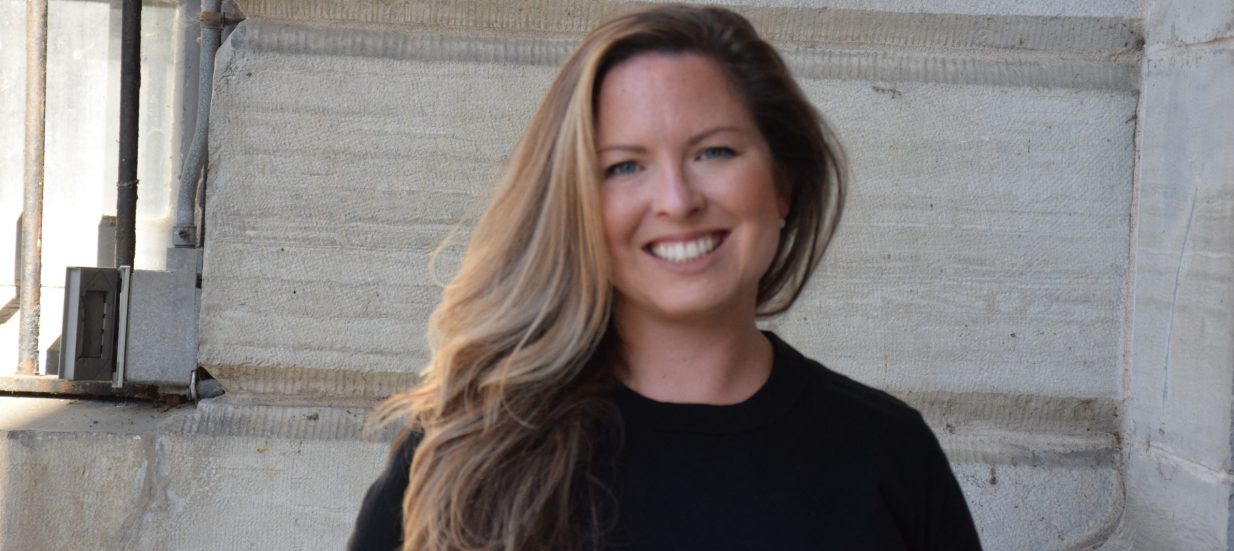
[646,232,728,264]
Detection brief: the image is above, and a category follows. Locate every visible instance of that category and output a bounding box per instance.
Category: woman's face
[596,53,786,327]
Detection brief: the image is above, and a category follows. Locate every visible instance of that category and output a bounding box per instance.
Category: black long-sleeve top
[349,333,983,550]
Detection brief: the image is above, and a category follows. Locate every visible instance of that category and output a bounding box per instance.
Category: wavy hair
[371,5,846,550]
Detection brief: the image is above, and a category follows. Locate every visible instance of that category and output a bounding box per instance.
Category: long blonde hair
[372,6,846,550]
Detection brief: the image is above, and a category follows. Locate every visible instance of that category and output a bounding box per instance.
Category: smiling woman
[597,54,788,403]
[349,5,981,551]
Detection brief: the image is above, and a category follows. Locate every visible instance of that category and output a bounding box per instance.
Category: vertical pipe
[115,0,141,267]
[173,0,222,248]
[18,0,48,375]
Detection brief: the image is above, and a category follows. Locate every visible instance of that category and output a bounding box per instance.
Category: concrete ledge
[236,0,1140,54]
[905,390,1120,436]
[233,18,1140,91]
[205,365,420,407]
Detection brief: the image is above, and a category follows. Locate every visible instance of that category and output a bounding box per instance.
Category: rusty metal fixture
[0,374,191,403]
[114,0,142,267]
[18,0,48,375]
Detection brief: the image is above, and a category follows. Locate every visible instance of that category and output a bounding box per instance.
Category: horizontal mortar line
[1144,35,1234,57]
[188,366,1123,451]
[207,231,459,246]
[158,407,1121,469]
[235,19,1138,91]
[200,343,427,361]
[940,433,1118,468]
[204,236,455,251]
[900,389,1119,433]
[1138,440,1234,485]
[237,0,1140,52]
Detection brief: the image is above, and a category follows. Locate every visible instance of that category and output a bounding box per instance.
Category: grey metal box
[118,269,198,388]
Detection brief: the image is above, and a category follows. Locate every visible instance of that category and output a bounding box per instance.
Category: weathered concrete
[774,79,1135,398]
[1143,0,1234,47]
[236,0,1140,23]
[0,396,388,550]
[1121,444,1234,550]
[1120,0,1234,544]
[0,397,167,549]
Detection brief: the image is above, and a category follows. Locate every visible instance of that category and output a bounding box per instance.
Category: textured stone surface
[955,459,1120,550]
[237,0,1140,23]
[0,397,163,549]
[1130,43,1234,474]
[0,397,390,551]
[1144,0,1234,47]
[1120,21,1234,548]
[1121,445,1234,551]
[775,80,1135,398]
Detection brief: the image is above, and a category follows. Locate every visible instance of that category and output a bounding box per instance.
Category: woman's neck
[614,313,773,406]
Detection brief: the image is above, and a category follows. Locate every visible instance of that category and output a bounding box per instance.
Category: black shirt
[348,334,983,550]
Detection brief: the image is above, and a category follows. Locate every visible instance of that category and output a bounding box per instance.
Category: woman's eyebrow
[686,126,741,147]
[597,144,646,154]
[597,126,742,154]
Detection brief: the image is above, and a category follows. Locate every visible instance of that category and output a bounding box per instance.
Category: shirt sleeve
[347,431,421,551]
[886,412,984,551]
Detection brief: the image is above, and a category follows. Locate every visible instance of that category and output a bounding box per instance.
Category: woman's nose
[652,162,705,219]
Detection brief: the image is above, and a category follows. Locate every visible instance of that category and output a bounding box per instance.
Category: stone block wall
[1114,0,1234,548]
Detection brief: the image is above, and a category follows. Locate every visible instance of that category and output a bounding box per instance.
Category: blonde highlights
[372,6,846,550]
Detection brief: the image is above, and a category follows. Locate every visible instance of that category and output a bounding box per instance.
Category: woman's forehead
[595,53,754,145]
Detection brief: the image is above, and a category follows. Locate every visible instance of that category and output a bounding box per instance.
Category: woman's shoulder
[770,333,930,438]
[346,428,423,551]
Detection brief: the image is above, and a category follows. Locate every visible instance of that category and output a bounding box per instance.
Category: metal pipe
[173,0,223,248]
[221,0,240,43]
[18,0,48,375]
[115,0,141,267]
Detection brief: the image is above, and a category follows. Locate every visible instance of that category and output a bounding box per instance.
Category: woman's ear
[776,180,791,219]
[774,169,792,219]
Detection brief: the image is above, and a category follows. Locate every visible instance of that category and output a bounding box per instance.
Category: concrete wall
[1113,0,1234,548]
[0,396,389,550]
[4,0,1231,549]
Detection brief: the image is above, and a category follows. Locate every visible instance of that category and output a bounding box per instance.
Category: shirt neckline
[613,331,808,435]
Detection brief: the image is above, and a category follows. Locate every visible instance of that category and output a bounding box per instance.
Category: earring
[778,218,786,228]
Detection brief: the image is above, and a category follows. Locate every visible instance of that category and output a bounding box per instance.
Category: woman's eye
[604,161,640,178]
[698,146,736,160]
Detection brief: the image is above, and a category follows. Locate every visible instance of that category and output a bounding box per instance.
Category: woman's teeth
[650,235,720,263]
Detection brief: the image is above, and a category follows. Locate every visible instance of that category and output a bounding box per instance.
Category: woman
[350,5,981,550]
